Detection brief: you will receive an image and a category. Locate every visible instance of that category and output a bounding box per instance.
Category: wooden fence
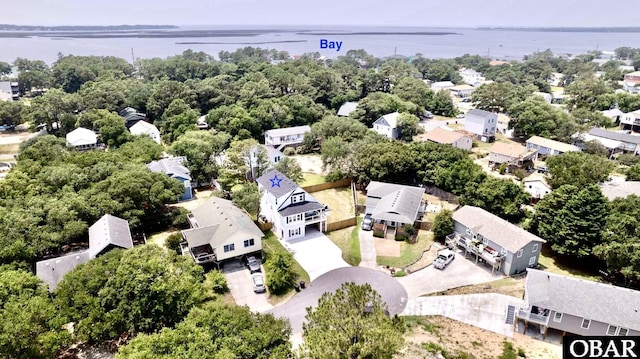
[302,178,352,193]
[257,221,273,231]
[326,217,357,232]
[424,185,459,204]
[414,221,433,231]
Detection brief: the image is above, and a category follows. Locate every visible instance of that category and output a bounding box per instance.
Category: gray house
[447,206,546,275]
[365,181,425,233]
[464,109,497,142]
[525,136,580,157]
[372,112,400,139]
[147,157,193,201]
[515,269,640,338]
[36,214,133,291]
[337,101,358,117]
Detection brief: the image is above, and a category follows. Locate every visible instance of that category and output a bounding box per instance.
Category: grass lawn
[0,143,19,155]
[146,230,179,252]
[377,230,434,268]
[262,231,310,304]
[327,217,362,266]
[537,248,600,281]
[312,187,355,221]
[301,172,327,187]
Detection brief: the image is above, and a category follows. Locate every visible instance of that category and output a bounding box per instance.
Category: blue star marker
[270,174,283,188]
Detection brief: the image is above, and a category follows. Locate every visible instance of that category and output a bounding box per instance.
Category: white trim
[517,249,523,258]
[532,243,539,252]
[528,256,536,266]
[553,312,562,323]
[607,325,618,336]
[581,318,591,330]
[619,328,629,336]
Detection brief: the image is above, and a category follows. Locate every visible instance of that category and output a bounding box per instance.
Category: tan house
[419,127,473,151]
[488,142,538,169]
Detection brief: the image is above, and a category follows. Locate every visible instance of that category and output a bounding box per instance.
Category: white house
[523,173,552,199]
[532,92,553,104]
[430,81,455,92]
[419,127,473,151]
[602,108,624,123]
[450,84,475,98]
[459,68,485,86]
[620,110,640,131]
[129,120,161,144]
[181,197,264,265]
[548,72,564,87]
[264,125,311,149]
[66,127,98,151]
[365,181,425,229]
[256,170,329,241]
[464,109,497,141]
[372,112,400,139]
[525,136,580,156]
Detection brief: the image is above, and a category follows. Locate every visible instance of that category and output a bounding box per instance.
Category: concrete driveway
[282,229,350,281]
[222,260,274,312]
[267,267,408,334]
[401,293,524,337]
[358,226,377,269]
[396,249,502,298]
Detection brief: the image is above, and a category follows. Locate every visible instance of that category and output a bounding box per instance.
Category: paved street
[282,229,349,281]
[266,266,408,334]
[222,260,274,313]
[401,293,524,337]
[396,250,503,299]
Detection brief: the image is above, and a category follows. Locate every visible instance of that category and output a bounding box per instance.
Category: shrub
[205,270,229,294]
[373,230,385,238]
[517,347,526,358]
[264,252,296,294]
[171,207,191,229]
[283,147,296,156]
[165,233,183,254]
[498,163,507,174]
[392,270,406,277]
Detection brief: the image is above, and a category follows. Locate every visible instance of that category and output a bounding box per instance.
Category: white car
[433,249,455,270]
[252,273,266,293]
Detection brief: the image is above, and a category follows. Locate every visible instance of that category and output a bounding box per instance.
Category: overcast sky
[2,0,639,27]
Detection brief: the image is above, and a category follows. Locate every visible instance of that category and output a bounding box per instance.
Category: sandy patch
[171,189,216,211]
[291,154,325,175]
[375,238,401,257]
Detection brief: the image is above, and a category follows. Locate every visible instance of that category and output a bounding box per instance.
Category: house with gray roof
[599,181,640,200]
[587,127,640,155]
[447,206,546,275]
[147,157,193,201]
[337,101,358,117]
[464,109,497,142]
[515,269,640,338]
[256,170,329,240]
[525,136,580,157]
[36,214,133,291]
[180,197,264,265]
[0,81,19,101]
[365,181,425,233]
[118,107,147,128]
[264,125,311,150]
[372,112,400,139]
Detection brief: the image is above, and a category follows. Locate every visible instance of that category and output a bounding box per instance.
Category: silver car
[433,249,455,270]
[247,256,261,273]
[252,273,266,293]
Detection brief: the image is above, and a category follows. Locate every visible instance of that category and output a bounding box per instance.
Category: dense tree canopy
[546,152,614,188]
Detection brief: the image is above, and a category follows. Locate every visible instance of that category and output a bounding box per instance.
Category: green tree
[583,140,610,157]
[232,183,261,218]
[0,61,11,76]
[507,96,578,140]
[156,99,200,143]
[546,152,614,188]
[350,92,419,127]
[391,76,434,109]
[396,112,422,141]
[626,164,640,181]
[116,303,292,358]
[0,100,25,128]
[218,139,269,189]
[428,90,457,117]
[93,110,131,147]
[301,282,404,359]
[273,157,303,183]
[169,130,231,185]
[564,74,614,111]
[432,209,454,242]
[264,251,296,294]
[303,115,370,151]
[52,55,133,93]
[14,58,51,93]
[55,246,206,342]
[0,270,70,358]
[460,177,529,222]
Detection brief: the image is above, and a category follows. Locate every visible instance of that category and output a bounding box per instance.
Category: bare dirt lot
[291,154,325,175]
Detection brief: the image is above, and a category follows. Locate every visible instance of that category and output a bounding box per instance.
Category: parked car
[361,214,373,231]
[433,249,455,269]
[252,273,266,293]
[456,113,465,118]
[247,256,261,273]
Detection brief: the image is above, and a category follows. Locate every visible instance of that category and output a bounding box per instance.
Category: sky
[2,0,640,28]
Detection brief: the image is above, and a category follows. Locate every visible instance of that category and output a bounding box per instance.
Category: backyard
[377,230,434,269]
[537,248,601,282]
[326,217,362,266]
[312,187,355,222]
[300,172,327,187]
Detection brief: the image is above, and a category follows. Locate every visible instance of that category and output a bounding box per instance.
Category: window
[532,243,539,252]
[223,244,235,253]
[244,239,255,247]
[553,312,563,323]
[528,256,536,266]
[465,228,471,235]
[501,247,507,255]
[581,319,591,329]
[607,325,618,336]
[619,328,629,336]
[288,228,301,237]
[483,237,488,245]
[517,249,523,258]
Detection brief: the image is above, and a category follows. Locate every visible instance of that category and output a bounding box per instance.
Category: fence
[326,217,357,232]
[414,221,433,231]
[424,185,459,204]
[355,204,366,214]
[302,178,352,193]
[257,221,273,231]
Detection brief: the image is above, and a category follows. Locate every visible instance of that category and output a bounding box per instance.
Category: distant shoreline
[176,40,307,45]
[296,31,459,36]
[0,24,177,31]
[479,27,640,33]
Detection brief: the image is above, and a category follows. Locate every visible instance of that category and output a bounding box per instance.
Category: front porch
[181,242,217,264]
[446,233,505,274]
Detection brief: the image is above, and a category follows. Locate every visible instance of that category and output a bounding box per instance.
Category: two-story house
[256,170,329,241]
[372,112,400,139]
[459,68,485,86]
[588,127,640,155]
[180,197,264,266]
[464,109,497,142]
[66,127,98,151]
[515,269,640,339]
[264,125,311,150]
[129,120,161,144]
[0,81,19,101]
[147,157,193,201]
[450,84,475,98]
[447,206,546,275]
[525,136,580,157]
[36,214,133,291]
[488,142,538,170]
[620,110,640,132]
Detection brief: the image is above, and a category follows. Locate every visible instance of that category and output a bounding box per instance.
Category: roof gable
[373,112,400,128]
[264,125,311,138]
[88,214,133,258]
[256,169,299,197]
[130,120,159,135]
[366,181,424,224]
[147,157,191,181]
[466,109,495,119]
[66,127,97,146]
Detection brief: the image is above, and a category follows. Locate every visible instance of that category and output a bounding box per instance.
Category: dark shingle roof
[147,157,191,181]
[467,108,495,119]
[279,202,325,216]
[256,169,298,197]
[525,269,640,330]
[589,127,640,144]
